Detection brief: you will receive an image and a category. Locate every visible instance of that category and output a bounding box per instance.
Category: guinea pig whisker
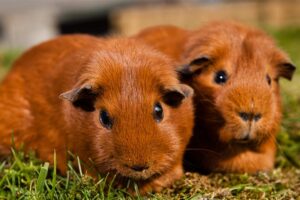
[197,97,215,103]
[195,96,221,112]
[200,117,223,123]
[269,133,282,150]
[185,148,221,157]
[196,95,217,106]
[197,100,218,108]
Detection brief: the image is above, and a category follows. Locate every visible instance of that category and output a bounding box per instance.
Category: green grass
[0,150,132,199]
[0,50,22,80]
[0,27,300,199]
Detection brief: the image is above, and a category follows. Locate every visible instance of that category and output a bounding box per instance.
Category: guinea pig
[135,21,296,173]
[0,34,194,193]
[179,21,296,173]
[134,25,189,62]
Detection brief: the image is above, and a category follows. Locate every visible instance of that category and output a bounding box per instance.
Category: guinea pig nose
[239,112,262,122]
[253,114,262,121]
[127,164,149,172]
[241,133,250,141]
[239,112,251,121]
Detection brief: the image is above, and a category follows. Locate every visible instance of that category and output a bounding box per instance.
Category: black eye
[153,102,163,122]
[266,74,272,85]
[99,110,113,129]
[214,70,228,84]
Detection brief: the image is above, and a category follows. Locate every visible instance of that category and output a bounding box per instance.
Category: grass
[0,27,300,199]
[0,50,22,80]
[0,150,132,199]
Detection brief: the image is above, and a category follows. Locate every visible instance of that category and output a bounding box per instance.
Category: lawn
[0,27,299,199]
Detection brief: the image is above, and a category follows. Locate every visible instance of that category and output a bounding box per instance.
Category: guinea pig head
[179,23,295,145]
[60,41,194,181]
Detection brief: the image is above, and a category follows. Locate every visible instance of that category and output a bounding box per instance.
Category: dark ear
[276,62,296,81]
[176,55,212,76]
[59,85,100,112]
[162,84,194,108]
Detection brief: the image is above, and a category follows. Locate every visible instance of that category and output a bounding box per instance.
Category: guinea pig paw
[137,180,164,195]
[138,164,184,195]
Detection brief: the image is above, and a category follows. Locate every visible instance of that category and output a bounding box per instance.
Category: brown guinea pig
[135,22,296,173]
[180,21,296,173]
[0,35,194,193]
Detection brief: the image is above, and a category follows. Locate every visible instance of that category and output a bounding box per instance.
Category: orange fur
[134,25,189,62]
[0,35,194,193]
[136,22,296,173]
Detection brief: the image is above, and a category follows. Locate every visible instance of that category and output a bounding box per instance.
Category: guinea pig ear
[59,84,100,112]
[162,84,194,108]
[276,62,296,81]
[177,55,212,75]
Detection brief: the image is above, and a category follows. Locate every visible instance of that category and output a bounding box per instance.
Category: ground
[0,27,299,199]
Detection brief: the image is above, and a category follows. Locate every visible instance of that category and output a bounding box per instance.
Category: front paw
[137,164,184,195]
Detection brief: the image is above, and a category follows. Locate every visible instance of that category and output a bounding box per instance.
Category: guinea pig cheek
[88,109,115,169]
[157,103,182,160]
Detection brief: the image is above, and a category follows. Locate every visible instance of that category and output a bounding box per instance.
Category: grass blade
[36,162,49,193]
[50,151,57,199]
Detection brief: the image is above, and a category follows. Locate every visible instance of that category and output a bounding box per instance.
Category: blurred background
[0,0,299,49]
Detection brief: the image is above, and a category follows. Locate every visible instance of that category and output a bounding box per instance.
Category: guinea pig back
[134,25,189,62]
[180,21,296,173]
[0,35,194,193]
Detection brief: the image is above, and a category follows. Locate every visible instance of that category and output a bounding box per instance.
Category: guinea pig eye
[266,74,272,85]
[99,110,113,129]
[214,70,228,85]
[153,102,163,122]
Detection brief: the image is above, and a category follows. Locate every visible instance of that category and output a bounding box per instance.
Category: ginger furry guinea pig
[135,22,296,173]
[0,35,194,193]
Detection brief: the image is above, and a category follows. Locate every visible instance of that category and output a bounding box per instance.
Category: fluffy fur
[135,25,189,62]
[135,21,296,173]
[0,35,194,193]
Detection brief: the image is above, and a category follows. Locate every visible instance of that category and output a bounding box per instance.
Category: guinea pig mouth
[231,131,261,145]
[129,171,160,181]
[233,138,252,144]
[115,165,159,181]
[234,131,252,142]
